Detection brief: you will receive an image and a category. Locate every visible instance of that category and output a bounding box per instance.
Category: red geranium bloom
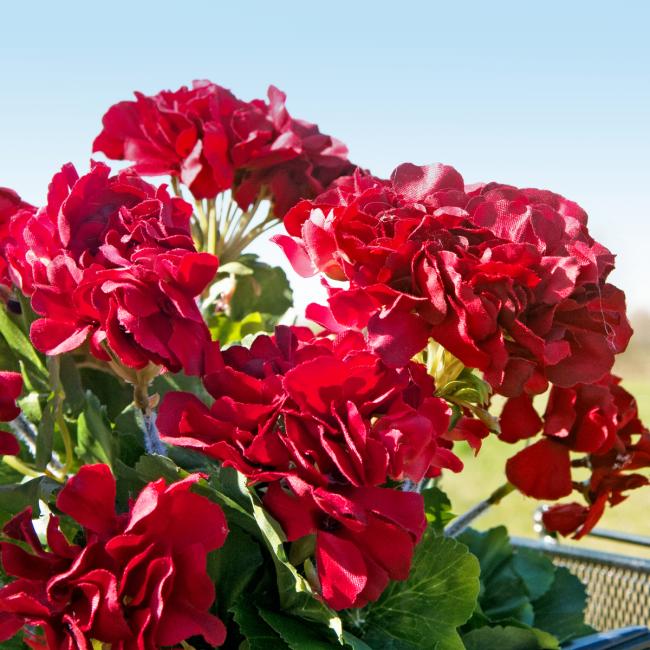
[275,163,631,396]
[0,371,22,455]
[5,163,218,374]
[0,188,35,287]
[158,326,456,486]
[231,86,355,217]
[502,376,649,535]
[265,476,426,609]
[93,81,241,200]
[0,464,228,649]
[158,326,454,609]
[94,81,354,217]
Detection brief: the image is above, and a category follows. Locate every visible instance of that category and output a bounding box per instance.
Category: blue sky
[1,1,649,312]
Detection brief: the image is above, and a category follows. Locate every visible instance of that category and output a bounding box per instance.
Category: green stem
[194,200,209,250]
[170,176,182,198]
[206,198,218,256]
[48,356,74,477]
[444,482,516,537]
[2,455,65,484]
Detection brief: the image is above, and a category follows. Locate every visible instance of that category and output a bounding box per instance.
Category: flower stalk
[444,482,516,537]
[133,369,166,456]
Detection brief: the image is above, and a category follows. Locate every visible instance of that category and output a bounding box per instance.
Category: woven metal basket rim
[511,536,650,573]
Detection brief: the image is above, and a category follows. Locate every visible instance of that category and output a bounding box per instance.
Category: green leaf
[421,485,455,533]
[343,631,375,650]
[210,311,269,346]
[258,609,337,649]
[532,567,592,643]
[512,548,555,601]
[152,370,210,403]
[244,485,343,641]
[59,354,85,416]
[484,569,534,624]
[229,254,293,320]
[0,334,20,374]
[0,306,47,389]
[459,528,542,625]
[359,530,480,650]
[211,525,264,617]
[462,625,557,650]
[76,391,114,466]
[459,526,512,583]
[231,598,288,650]
[79,368,132,421]
[0,451,24,485]
[17,392,42,423]
[218,261,255,276]
[0,476,60,524]
[113,405,145,468]
[0,632,27,649]
[35,395,55,470]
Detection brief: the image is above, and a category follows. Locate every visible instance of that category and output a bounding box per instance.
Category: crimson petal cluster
[4,163,219,374]
[93,81,354,217]
[0,371,22,455]
[0,188,34,288]
[0,464,228,649]
[274,163,631,396]
[158,325,455,609]
[502,375,650,538]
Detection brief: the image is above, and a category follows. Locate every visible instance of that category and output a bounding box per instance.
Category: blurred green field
[441,313,650,558]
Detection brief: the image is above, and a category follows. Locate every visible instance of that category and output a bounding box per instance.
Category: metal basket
[512,537,650,631]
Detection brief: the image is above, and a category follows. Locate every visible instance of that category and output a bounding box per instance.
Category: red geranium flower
[94,81,354,217]
[0,464,228,649]
[231,86,355,218]
[265,476,426,609]
[0,188,35,287]
[5,163,218,374]
[158,326,454,609]
[93,81,241,200]
[158,326,456,486]
[0,371,22,455]
[502,376,649,535]
[275,163,631,396]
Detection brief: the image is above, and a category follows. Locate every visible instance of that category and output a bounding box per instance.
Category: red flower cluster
[502,375,650,537]
[0,464,228,649]
[3,163,219,374]
[0,188,34,287]
[158,325,455,609]
[93,82,354,217]
[274,164,631,396]
[0,371,22,455]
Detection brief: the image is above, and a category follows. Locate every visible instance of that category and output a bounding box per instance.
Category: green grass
[441,351,650,558]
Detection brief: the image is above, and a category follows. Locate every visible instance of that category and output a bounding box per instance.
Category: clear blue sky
[1,1,648,312]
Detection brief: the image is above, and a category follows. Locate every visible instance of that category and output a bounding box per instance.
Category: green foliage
[459,527,593,648]
[435,367,499,432]
[533,567,594,643]
[211,525,264,618]
[211,310,271,345]
[76,391,114,466]
[245,484,344,641]
[422,484,455,533]
[231,598,290,650]
[353,529,480,650]
[258,609,339,649]
[463,625,559,650]
[228,254,293,321]
[0,305,48,392]
[204,254,294,345]
[0,476,60,525]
